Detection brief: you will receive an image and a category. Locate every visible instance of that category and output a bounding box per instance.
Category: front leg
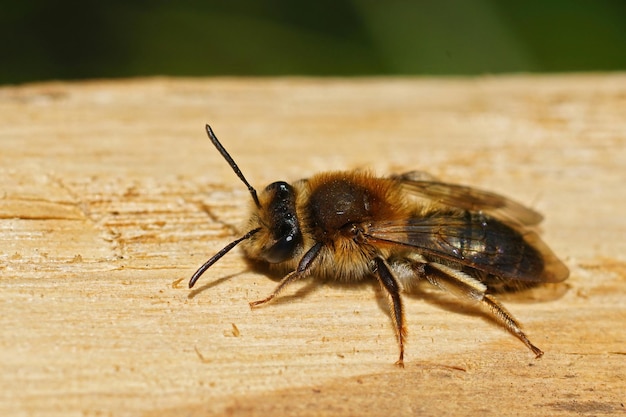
[373,257,407,367]
[250,242,323,308]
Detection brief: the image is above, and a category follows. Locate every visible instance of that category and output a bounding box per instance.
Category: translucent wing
[394,172,543,226]
[366,211,569,283]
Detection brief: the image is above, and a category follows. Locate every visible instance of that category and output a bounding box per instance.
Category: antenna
[206,124,261,208]
[189,228,261,288]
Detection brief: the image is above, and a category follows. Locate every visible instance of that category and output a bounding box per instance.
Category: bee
[189,125,569,367]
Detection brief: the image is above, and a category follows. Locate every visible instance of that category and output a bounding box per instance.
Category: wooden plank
[1,75,624,416]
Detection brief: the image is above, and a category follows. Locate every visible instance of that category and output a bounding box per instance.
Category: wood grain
[1,75,624,416]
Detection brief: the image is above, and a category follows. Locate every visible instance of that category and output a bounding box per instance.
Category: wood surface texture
[1,75,625,416]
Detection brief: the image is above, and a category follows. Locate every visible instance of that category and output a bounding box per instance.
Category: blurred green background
[2,0,625,84]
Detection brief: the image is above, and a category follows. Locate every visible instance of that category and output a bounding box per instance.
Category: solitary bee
[189,125,569,366]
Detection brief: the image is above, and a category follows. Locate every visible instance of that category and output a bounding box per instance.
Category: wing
[366,211,569,284]
[394,172,543,226]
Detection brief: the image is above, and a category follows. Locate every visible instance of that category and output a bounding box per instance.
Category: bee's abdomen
[442,212,545,281]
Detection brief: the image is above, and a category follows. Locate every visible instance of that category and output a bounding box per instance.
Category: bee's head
[250,181,303,264]
[189,125,301,289]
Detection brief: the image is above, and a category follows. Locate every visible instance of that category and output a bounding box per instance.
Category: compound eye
[262,228,300,263]
[265,181,291,198]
